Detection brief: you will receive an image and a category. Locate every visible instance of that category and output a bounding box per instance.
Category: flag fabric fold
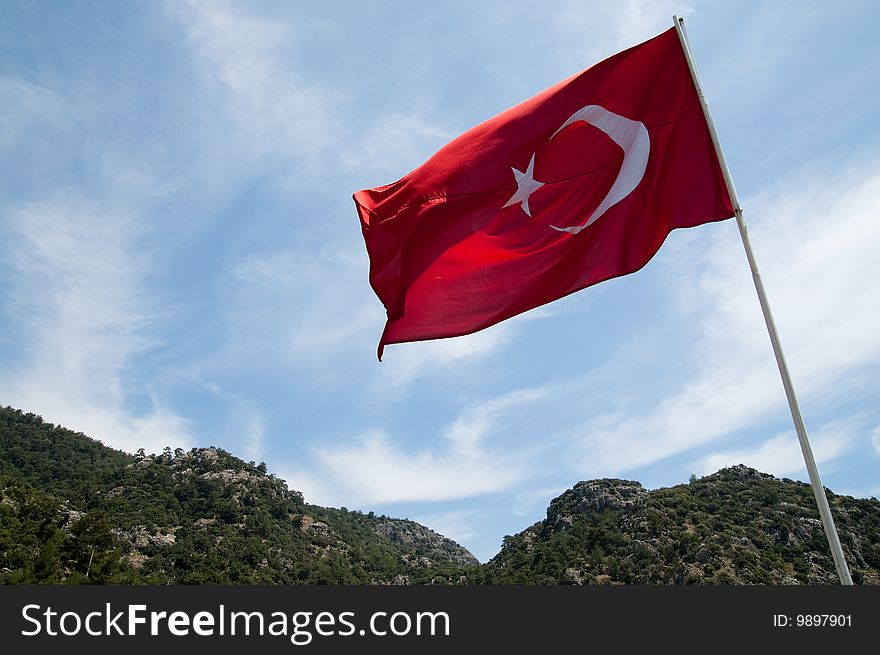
[353,27,734,360]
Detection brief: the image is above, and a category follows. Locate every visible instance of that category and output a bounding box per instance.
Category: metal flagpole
[672,15,853,585]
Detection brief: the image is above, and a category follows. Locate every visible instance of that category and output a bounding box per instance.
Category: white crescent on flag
[548,105,650,234]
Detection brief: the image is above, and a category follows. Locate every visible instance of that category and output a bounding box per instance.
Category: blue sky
[2,0,879,562]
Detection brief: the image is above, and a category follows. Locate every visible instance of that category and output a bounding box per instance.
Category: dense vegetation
[2,405,878,585]
[481,470,880,584]
[0,406,476,584]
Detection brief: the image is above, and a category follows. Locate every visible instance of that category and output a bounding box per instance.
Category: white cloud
[283,429,525,506]
[693,419,861,478]
[1,183,190,453]
[168,0,337,163]
[562,364,782,476]
[223,245,380,374]
[445,387,553,456]
[282,385,554,506]
[220,236,521,393]
[222,240,523,388]
[0,76,70,151]
[0,75,190,454]
[342,113,454,177]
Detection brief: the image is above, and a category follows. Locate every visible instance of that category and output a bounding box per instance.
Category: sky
[1,0,879,562]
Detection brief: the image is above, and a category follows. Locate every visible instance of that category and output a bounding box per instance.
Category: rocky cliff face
[485,465,880,585]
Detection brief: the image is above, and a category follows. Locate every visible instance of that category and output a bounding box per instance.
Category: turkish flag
[354,27,734,359]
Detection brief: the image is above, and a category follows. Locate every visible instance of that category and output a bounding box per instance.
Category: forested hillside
[0,406,477,584]
[2,405,878,585]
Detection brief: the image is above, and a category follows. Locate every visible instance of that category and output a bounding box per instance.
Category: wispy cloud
[223,240,524,389]
[692,419,862,478]
[282,385,554,506]
[167,0,338,163]
[342,113,454,177]
[1,170,190,454]
[445,387,553,456]
[0,76,70,151]
[0,57,193,454]
[284,429,526,506]
[223,245,380,373]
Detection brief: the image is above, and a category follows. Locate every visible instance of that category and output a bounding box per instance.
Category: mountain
[2,404,878,584]
[0,406,477,584]
[481,468,880,584]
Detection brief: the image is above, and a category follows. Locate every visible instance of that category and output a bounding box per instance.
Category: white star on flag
[502,153,544,217]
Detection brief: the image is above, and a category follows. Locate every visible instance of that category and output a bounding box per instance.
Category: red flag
[354,28,734,360]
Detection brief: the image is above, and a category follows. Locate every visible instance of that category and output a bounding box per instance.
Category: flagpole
[672,15,853,585]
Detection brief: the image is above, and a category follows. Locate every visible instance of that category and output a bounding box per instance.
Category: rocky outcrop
[374,519,479,567]
[546,479,646,532]
[486,465,880,585]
